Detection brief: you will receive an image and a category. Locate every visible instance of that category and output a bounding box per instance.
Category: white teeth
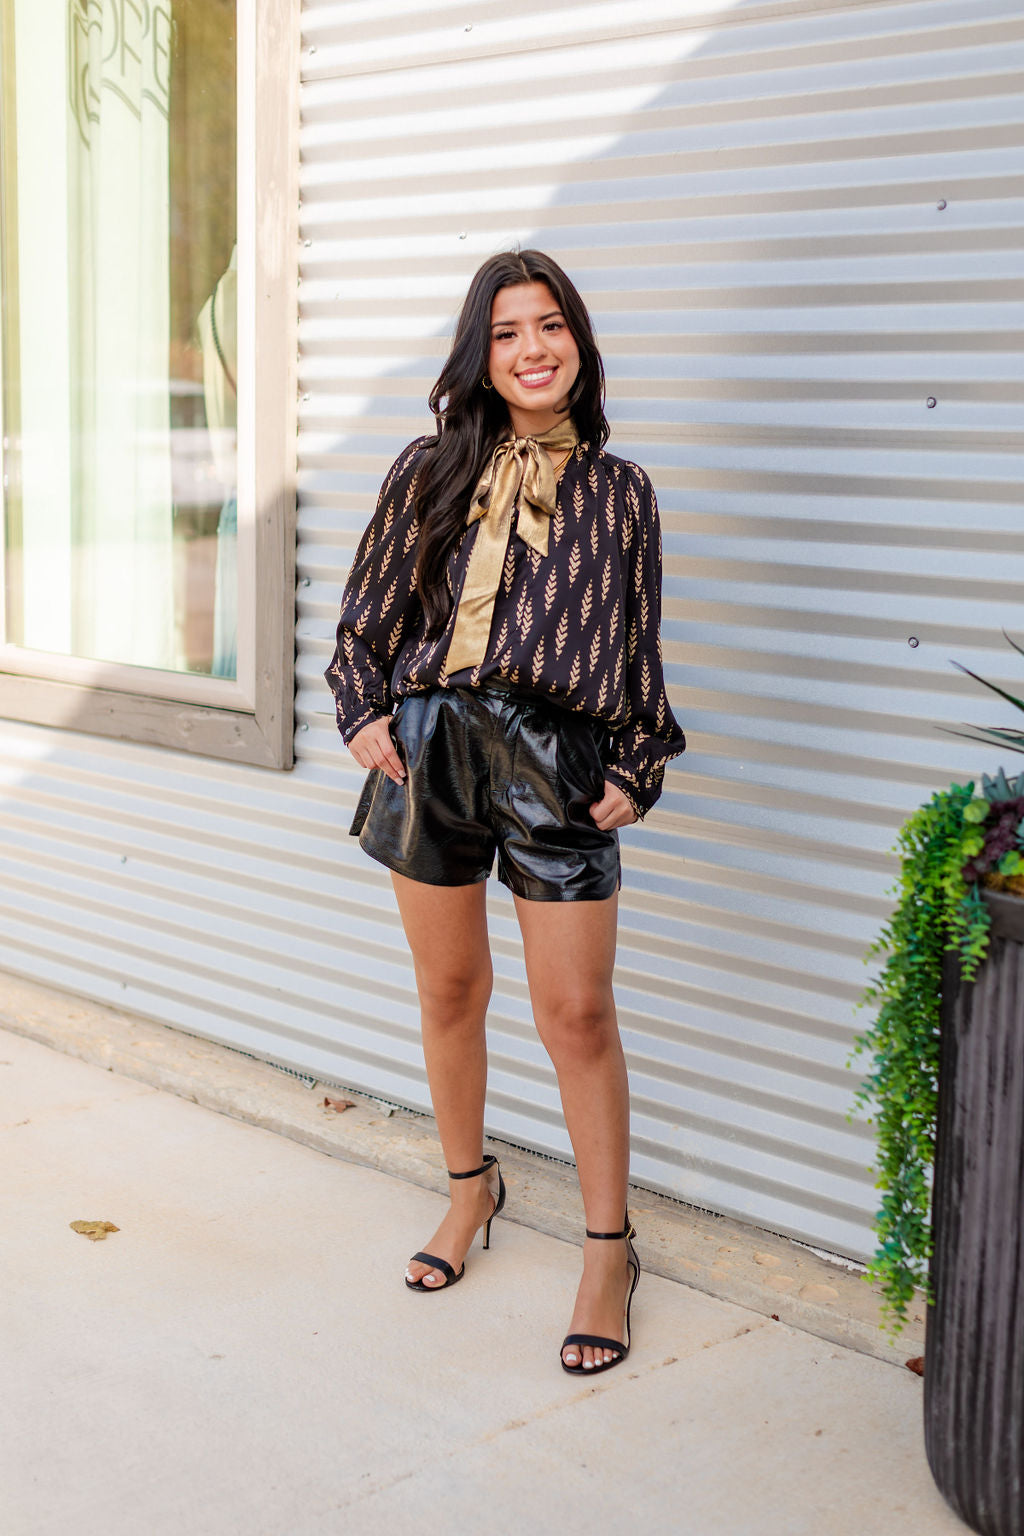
[519,369,555,384]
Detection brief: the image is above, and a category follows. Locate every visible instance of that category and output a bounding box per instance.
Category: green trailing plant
[850,633,1024,1336]
[849,782,987,1332]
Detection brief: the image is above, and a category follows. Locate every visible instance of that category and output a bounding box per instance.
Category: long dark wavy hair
[414,250,609,636]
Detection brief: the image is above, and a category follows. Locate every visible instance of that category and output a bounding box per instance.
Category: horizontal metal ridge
[301,69,1024,161]
[300,5,1023,84]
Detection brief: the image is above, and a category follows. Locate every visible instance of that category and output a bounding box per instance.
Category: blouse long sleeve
[603,465,686,819]
[324,438,429,744]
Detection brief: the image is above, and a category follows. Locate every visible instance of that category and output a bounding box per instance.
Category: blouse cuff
[604,764,656,822]
[339,701,390,747]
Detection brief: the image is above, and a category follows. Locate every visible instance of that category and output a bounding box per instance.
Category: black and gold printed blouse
[324,435,685,819]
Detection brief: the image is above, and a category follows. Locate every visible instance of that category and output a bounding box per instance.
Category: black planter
[925,890,1024,1536]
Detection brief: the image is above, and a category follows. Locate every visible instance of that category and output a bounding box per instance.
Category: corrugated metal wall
[2,0,1022,1260]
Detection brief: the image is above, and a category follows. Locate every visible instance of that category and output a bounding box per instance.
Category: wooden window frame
[0,0,299,770]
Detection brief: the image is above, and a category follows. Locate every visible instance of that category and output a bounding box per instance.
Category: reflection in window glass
[1,0,236,676]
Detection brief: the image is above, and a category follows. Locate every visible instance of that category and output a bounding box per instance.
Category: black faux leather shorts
[349,681,621,901]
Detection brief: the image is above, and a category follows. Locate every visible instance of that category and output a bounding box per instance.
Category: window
[0,0,297,767]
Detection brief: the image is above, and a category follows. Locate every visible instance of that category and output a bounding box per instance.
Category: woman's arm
[604,464,686,819]
[324,438,430,744]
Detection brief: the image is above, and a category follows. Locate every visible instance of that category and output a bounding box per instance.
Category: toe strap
[561,1332,626,1354]
[408,1251,460,1285]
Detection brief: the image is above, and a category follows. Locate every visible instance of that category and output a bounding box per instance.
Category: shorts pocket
[557,714,607,815]
[348,769,381,836]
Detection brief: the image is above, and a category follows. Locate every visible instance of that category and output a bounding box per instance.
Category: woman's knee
[416,960,493,1023]
[534,991,618,1064]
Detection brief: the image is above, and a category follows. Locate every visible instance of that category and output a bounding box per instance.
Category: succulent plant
[980,767,1024,804]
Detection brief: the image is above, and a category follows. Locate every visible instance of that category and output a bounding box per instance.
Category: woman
[325,251,685,1374]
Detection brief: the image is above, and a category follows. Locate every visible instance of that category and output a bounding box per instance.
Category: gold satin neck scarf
[444,418,580,676]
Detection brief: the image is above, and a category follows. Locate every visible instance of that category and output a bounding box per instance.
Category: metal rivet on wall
[308,45,317,55]
[303,239,312,248]
[301,577,311,587]
[926,397,937,408]
[458,232,467,240]
[937,199,947,210]
[465,24,473,30]
[908,637,920,648]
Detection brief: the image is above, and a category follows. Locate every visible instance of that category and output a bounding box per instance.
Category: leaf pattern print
[379,573,400,620]
[640,656,652,704]
[544,566,559,613]
[554,609,569,658]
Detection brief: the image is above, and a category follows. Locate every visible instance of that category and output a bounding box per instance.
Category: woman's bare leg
[513,892,632,1369]
[391,872,497,1287]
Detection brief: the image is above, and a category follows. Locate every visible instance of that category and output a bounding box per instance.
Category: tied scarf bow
[444,419,579,676]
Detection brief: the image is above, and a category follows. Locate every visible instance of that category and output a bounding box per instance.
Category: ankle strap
[586,1216,636,1241]
[447,1155,497,1181]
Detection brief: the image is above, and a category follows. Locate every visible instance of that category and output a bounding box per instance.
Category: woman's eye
[544,320,564,332]
[494,330,515,341]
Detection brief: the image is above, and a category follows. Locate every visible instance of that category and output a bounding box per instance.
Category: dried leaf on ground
[905,1355,925,1376]
[70,1220,120,1241]
[322,1095,356,1113]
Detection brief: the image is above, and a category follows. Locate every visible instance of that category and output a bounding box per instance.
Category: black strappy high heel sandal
[560,1215,640,1374]
[405,1154,507,1292]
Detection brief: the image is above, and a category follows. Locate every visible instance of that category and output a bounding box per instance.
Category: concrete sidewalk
[3,1022,966,1536]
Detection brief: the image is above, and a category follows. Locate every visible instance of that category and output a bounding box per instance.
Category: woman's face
[486,281,581,437]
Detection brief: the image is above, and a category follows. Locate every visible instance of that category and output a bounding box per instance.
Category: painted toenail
[583,1360,593,1370]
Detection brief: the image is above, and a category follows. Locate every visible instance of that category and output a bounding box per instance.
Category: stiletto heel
[560,1214,640,1375]
[405,1154,506,1291]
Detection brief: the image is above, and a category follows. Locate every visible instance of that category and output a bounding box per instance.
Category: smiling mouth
[516,367,557,388]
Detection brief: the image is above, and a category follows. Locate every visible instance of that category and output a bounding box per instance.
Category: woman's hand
[349,716,406,785]
[589,780,637,831]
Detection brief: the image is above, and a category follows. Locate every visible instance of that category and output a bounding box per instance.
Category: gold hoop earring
[481,375,494,391]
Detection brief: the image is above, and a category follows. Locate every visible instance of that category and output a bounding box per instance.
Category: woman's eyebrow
[490,309,563,330]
